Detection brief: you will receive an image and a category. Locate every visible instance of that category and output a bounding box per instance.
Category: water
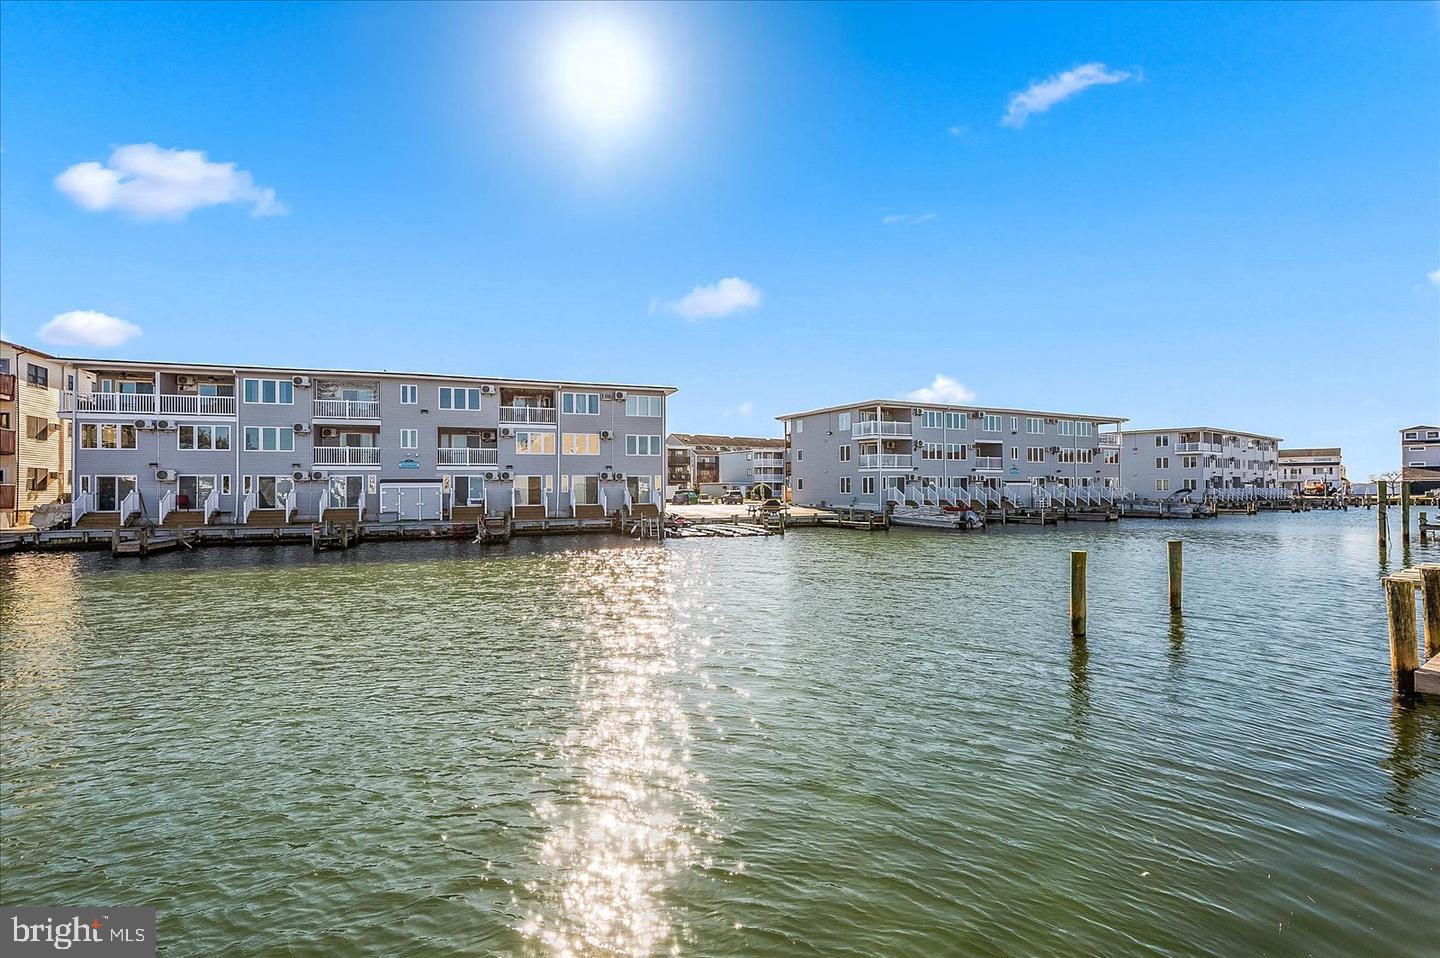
[2,511,1437,957]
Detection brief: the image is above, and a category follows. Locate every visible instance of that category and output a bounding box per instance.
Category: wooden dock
[1384,563,1440,696]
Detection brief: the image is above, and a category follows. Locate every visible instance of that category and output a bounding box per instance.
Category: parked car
[721,488,744,504]
[671,490,697,505]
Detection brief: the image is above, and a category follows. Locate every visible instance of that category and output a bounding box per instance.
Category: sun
[547,19,655,137]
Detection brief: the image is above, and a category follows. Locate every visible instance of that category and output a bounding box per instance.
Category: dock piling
[1167,540,1183,612]
[1377,480,1388,557]
[1384,576,1419,697]
[1422,567,1440,661]
[1421,512,1429,544]
[1400,482,1411,548]
[1070,550,1087,638]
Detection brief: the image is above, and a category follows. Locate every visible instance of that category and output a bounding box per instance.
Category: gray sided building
[60,356,675,526]
[1278,447,1347,495]
[665,434,785,497]
[1400,425,1440,493]
[778,400,1126,511]
[1119,427,1283,502]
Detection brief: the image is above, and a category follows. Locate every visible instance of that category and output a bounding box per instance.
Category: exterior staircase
[75,512,129,530]
[161,509,208,529]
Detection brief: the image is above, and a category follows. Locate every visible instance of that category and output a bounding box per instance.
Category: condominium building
[1278,447,1347,495]
[1400,425,1440,493]
[1120,427,1282,501]
[665,434,785,496]
[58,355,674,528]
[0,341,89,528]
[778,400,1126,511]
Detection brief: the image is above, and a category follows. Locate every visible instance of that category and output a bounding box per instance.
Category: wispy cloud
[55,143,286,219]
[1428,268,1440,287]
[37,310,142,348]
[723,400,755,417]
[1002,62,1134,128]
[881,212,937,225]
[905,374,976,405]
[946,125,968,138]
[662,277,762,321]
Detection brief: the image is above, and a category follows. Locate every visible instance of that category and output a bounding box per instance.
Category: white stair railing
[119,489,141,527]
[356,492,366,522]
[600,488,610,515]
[242,490,258,523]
[623,488,634,512]
[203,487,220,525]
[158,489,175,525]
[283,487,297,523]
[568,489,577,517]
[72,490,94,527]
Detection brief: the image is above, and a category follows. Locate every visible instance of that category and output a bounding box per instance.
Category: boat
[889,505,985,530]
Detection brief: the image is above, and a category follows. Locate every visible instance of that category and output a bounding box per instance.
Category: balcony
[0,373,14,400]
[859,453,913,469]
[1177,442,1222,453]
[313,399,380,420]
[973,457,1003,470]
[1099,433,1121,447]
[59,391,157,414]
[852,420,911,438]
[314,446,380,466]
[0,428,13,456]
[437,447,498,466]
[160,394,236,416]
[500,405,557,424]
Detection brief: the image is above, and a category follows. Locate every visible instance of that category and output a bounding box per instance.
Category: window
[837,412,851,431]
[922,442,943,461]
[400,428,418,449]
[1057,420,1075,437]
[1077,421,1094,437]
[862,476,875,494]
[1154,435,1170,447]
[945,412,966,430]
[220,475,232,495]
[795,419,803,433]
[563,392,600,415]
[796,449,802,461]
[178,424,231,450]
[1155,457,1169,469]
[1181,455,1198,468]
[1404,432,1418,440]
[1010,446,1019,461]
[514,431,556,455]
[1026,417,1044,434]
[563,432,601,455]
[1027,447,1046,463]
[400,384,418,404]
[25,415,48,440]
[796,478,804,491]
[840,477,852,494]
[625,395,662,417]
[921,410,943,430]
[625,434,662,456]
[1010,417,1020,432]
[242,378,294,404]
[439,387,482,410]
[1156,479,1171,492]
[1183,479,1198,491]
[839,444,852,462]
[26,467,49,491]
[244,427,295,452]
[81,423,137,449]
[25,363,48,387]
[946,443,967,461]
[982,414,1001,432]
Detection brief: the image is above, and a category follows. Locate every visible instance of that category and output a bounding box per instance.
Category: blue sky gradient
[1,1,1436,477]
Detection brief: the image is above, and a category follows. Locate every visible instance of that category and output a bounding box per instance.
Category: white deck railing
[241,490,258,523]
[60,392,156,414]
[72,490,94,527]
[158,489,176,525]
[283,488,298,523]
[859,454,913,469]
[1177,442,1222,453]
[314,447,380,465]
[203,487,220,525]
[499,405,557,424]
[313,399,380,419]
[159,394,236,416]
[852,420,911,438]
[437,447,498,465]
[119,489,141,527]
[972,457,1003,471]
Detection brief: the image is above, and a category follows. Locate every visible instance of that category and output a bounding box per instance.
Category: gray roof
[776,399,1127,424]
[1122,426,1283,442]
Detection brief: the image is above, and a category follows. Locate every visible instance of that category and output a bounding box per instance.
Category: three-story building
[59,355,675,527]
[1119,427,1282,502]
[1278,447,1347,495]
[1400,425,1440,494]
[0,340,89,528]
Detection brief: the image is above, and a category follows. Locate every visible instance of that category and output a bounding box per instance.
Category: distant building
[1119,427,1282,501]
[666,434,785,496]
[1400,425,1440,493]
[1278,447,1347,495]
[0,341,90,528]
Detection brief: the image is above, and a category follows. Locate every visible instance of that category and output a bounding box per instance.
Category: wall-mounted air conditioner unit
[600,430,614,440]
[292,471,306,482]
[155,469,175,481]
[480,384,497,395]
[133,419,148,429]
[500,427,515,438]
[612,390,626,400]
[484,471,498,481]
[176,375,196,387]
[292,375,311,387]
[599,470,613,480]
[481,430,496,441]
[613,472,625,480]
[293,423,310,434]
[154,419,173,430]
[321,427,338,438]
[309,470,325,481]
[498,470,512,480]
[913,407,924,415]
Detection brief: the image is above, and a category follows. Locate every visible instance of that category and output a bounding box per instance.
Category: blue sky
[1,1,1436,477]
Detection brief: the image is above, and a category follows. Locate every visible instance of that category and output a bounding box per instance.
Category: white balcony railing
[500,405,557,424]
[1099,433,1121,447]
[314,446,380,466]
[859,454,913,469]
[159,394,237,416]
[203,487,221,525]
[313,399,380,419]
[282,487,298,523]
[852,420,912,438]
[437,447,499,466]
[119,489,141,527]
[72,490,94,526]
[1177,442,1222,453]
[973,457,1003,470]
[158,489,176,525]
[241,490,258,523]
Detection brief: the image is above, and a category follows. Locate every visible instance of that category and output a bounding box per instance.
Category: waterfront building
[1119,427,1283,502]
[58,354,675,527]
[665,434,785,497]
[1400,425,1440,493]
[1278,447,1347,496]
[778,400,1126,511]
[0,341,90,528]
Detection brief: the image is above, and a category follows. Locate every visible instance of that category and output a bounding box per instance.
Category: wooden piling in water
[1384,576,1418,697]
[1070,550,1087,638]
[1400,482,1411,548]
[1421,512,1429,544]
[1167,540,1183,612]
[1422,567,1440,661]
[1377,480,1388,557]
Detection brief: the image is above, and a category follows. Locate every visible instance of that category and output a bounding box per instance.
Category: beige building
[0,341,87,527]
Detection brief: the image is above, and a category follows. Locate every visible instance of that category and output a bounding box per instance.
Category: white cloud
[723,400,755,417]
[1002,62,1133,128]
[947,125,968,138]
[1428,268,1440,286]
[881,212,937,225]
[37,310,142,349]
[664,277,762,321]
[55,143,286,220]
[905,374,976,405]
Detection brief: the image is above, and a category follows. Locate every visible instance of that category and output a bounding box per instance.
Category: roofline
[1121,426,1284,442]
[1400,425,1440,432]
[774,399,1127,425]
[1,339,70,363]
[51,354,677,394]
